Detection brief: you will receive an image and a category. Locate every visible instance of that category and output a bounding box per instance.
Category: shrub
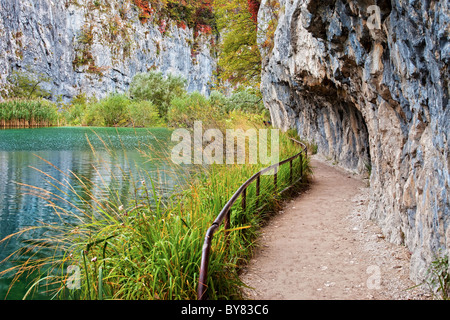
[167,88,268,130]
[207,89,264,114]
[82,101,104,126]
[82,94,130,127]
[167,91,223,129]
[63,93,90,126]
[127,100,163,127]
[228,89,264,114]
[67,93,164,128]
[129,71,187,119]
[208,90,231,113]
[101,94,130,127]
[64,103,86,126]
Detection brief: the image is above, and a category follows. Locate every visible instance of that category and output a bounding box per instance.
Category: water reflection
[0,127,190,299]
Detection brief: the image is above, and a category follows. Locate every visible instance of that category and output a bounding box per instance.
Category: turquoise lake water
[0,127,189,299]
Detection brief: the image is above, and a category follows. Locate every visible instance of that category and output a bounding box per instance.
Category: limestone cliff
[0,0,215,101]
[259,0,449,281]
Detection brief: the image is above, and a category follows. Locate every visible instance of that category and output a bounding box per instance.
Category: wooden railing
[197,138,308,300]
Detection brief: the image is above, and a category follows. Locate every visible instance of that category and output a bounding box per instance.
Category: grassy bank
[1,123,311,300]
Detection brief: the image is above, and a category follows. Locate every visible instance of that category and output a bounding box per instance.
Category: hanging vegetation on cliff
[132,0,216,35]
[213,0,261,88]
[213,0,280,89]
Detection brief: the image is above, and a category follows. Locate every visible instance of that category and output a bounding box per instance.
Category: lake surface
[0,127,188,299]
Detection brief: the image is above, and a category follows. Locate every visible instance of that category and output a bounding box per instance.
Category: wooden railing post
[256,175,260,209]
[198,225,218,300]
[290,159,293,185]
[242,188,247,212]
[300,153,304,183]
[224,209,231,247]
[274,166,278,191]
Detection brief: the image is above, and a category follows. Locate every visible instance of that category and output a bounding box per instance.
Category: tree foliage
[213,0,262,88]
[133,0,216,35]
[129,71,187,119]
[247,0,261,24]
[6,69,51,99]
[67,93,163,127]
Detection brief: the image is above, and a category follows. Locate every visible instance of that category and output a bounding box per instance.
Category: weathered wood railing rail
[197,138,308,300]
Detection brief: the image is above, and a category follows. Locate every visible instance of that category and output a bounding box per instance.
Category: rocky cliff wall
[259,0,449,281]
[0,0,215,102]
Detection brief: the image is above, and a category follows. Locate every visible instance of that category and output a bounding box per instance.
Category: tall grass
[0,124,311,300]
[0,99,60,128]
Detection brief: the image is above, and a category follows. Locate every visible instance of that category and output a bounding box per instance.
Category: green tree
[128,71,187,119]
[128,100,163,127]
[6,68,51,99]
[214,0,262,88]
[167,91,223,128]
[100,93,130,127]
[213,0,281,89]
[83,93,130,127]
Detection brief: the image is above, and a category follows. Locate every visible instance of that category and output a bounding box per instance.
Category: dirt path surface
[240,156,430,300]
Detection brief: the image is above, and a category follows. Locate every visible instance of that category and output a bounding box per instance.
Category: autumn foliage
[132,0,215,36]
[132,0,274,88]
[247,0,260,24]
[133,0,154,23]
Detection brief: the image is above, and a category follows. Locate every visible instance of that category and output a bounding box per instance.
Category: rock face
[259,0,449,281]
[0,0,215,101]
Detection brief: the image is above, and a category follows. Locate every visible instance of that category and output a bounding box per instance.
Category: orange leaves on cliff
[247,0,260,24]
[133,0,154,23]
[132,0,215,36]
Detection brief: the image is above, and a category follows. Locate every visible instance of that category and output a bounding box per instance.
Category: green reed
[0,99,60,127]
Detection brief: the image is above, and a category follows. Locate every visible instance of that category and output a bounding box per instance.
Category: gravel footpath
[240,156,431,300]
